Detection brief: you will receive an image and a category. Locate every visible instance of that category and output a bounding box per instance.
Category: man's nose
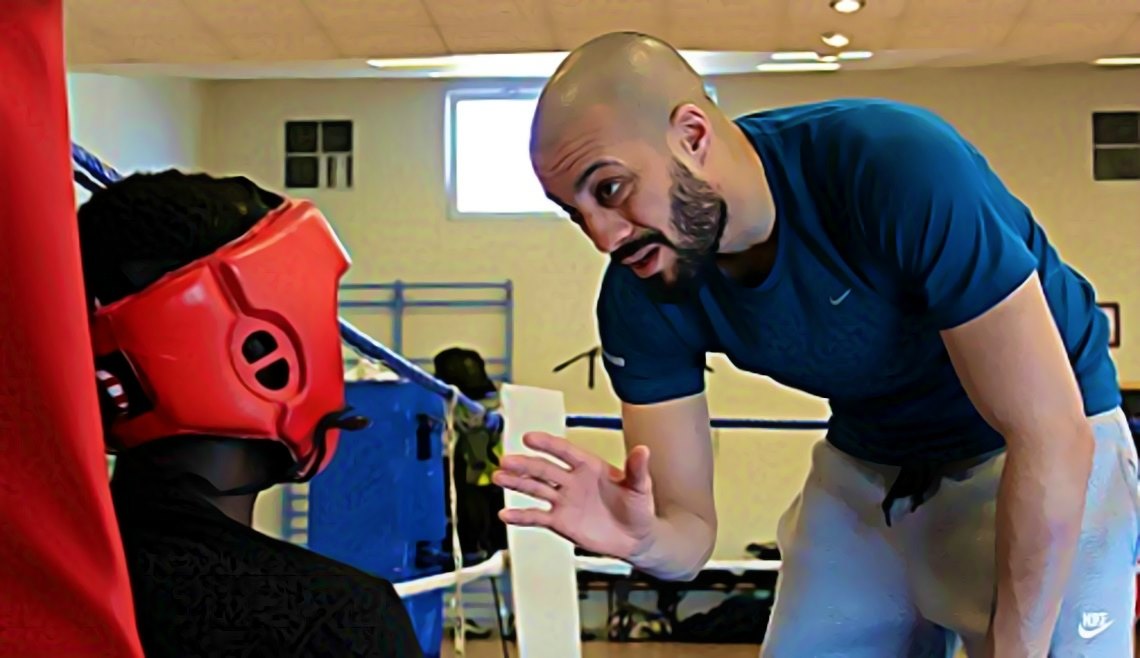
[582,210,635,254]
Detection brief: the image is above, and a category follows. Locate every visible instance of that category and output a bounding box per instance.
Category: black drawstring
[283,406,370,485]
[881,462,940,527]
[187,407,371,498]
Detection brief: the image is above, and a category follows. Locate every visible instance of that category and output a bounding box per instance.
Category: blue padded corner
[306,379,449,655]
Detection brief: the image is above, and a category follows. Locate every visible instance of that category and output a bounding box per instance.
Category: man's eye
[597,180,622,202]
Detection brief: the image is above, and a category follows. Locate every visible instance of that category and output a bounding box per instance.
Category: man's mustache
[611,231,673,264]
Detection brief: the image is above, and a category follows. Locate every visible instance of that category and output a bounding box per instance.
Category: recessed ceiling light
[821,32,850,48]
[830,0,865,14]
[770,51,824,61]
[1094,56,1140,66]
[838,51,874,60]
[820,55,839,63]
[757,62,841,72]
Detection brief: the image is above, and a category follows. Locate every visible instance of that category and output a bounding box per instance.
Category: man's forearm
[990,425,1093,656]
[626,509,716,581]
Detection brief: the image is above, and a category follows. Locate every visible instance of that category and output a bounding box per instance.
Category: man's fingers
[492,471,561,503]
[522,431,592,469]
[499,507,554,528]
[497,453,573,488]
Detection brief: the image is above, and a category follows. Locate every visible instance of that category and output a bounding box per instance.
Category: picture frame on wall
[1098,302,1121,348]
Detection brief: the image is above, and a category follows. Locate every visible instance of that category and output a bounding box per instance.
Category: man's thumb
[624,445,652,494]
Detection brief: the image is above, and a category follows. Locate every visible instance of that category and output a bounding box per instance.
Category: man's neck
[717,122,777,255]
[116,438,283,527]
[711,122,778,286]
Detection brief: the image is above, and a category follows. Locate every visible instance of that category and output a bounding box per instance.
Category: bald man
[493,32,1139,658]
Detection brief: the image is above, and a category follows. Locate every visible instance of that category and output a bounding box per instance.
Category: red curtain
[0,2,143,656]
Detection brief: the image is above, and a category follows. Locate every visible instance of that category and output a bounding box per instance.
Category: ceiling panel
[1003,16,1134,51]
[901,0,1031,19]
[1115,16,1140,50]
[787,0,907,21]
[674,25,786,52]
[64,23,118,65]
[548,0,668,50]
[110,34,231,63]
[423,0,547,25]
[301,0,435,33]
[553,22,666,50]
[183,0,316,35]
[1025,0,1140,18]
[892,17,1015,49]
[66,0,211,37]
[666,0,785,24]
[221,33,342,61]
[782,12,899,50]
[547,0,665,25]
[329,28,449,57]
[60,0,1140,74]
[437,26,557,53]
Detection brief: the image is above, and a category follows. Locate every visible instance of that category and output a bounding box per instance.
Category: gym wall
[204,64,1140,556]
[66,64,1140,557]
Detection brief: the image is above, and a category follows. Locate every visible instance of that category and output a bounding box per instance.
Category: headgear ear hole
[254,359,291,391]
[242,331,279,363]
[95,351,153,418]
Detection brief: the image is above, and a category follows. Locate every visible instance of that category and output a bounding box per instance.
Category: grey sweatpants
[761,408,1140,657]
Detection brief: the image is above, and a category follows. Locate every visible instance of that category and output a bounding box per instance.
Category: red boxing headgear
[90,198,350,481]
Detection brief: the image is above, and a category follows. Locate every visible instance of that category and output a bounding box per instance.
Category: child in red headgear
[78,170,425,658]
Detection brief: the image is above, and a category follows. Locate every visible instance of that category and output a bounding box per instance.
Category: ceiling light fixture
[769,50,872,63]
[1093,56,1140,66]
[821,32,850,48]
[756,62,842,73]
[770,51,824,61]
[830,0,865,14]
[366,50,722,78]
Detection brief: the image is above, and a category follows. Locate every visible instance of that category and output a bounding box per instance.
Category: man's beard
[610,158,727,303]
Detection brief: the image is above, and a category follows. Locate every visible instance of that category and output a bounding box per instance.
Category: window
[285,119,354,189]
[1092,111,1140,181]
[446,84,718,219]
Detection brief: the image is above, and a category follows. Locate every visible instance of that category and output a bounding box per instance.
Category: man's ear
[670,103,713,164]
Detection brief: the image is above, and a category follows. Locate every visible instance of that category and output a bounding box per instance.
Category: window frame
[444,81,719,221]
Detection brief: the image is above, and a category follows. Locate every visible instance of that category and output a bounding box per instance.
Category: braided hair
[77,169,283,307]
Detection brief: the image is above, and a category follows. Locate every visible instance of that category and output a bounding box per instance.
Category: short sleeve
[595,265,705,405]
[847,103,1038,330]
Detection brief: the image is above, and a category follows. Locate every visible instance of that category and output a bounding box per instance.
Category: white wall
[68,72,207,479]
[67,73,206,195]
[205,65,1140,560]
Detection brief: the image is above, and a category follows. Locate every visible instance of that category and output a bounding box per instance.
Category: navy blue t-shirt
[596,99,1119,465]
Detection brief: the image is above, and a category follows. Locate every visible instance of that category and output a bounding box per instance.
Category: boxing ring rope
[568,415,829,430]
[71,147,1140,654]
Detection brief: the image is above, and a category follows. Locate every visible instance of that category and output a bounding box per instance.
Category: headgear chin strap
[194,407,372,498]
[91,198,353,482]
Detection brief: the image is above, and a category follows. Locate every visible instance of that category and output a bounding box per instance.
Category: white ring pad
[499,384,583,658]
